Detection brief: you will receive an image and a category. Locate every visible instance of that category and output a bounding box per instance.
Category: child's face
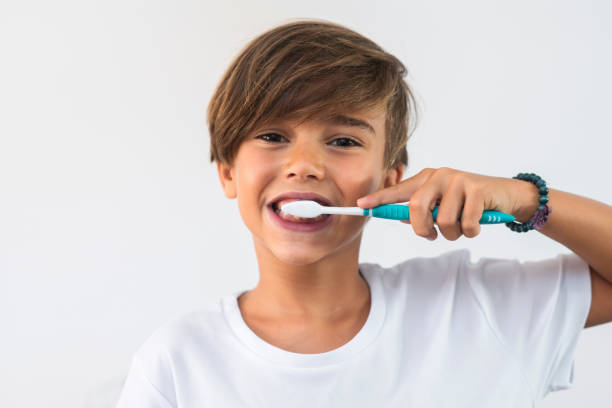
[217,102,403,266]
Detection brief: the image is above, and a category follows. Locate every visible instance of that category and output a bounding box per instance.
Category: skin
[357,169,612,329]
[217,102,403,353]
[218,103,612,353]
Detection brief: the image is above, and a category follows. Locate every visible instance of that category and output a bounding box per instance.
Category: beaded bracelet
[505,172,552,232]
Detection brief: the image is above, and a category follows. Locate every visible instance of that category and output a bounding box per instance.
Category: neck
[239,234,370,325]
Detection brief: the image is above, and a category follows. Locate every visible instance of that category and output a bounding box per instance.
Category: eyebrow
[325,114,376,136]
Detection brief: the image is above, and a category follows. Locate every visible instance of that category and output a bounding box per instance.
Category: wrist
[513,179,541,223]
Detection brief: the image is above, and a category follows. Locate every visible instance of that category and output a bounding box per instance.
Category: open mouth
[270,200,331,224]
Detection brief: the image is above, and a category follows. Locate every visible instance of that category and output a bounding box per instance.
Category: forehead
[262,102,387,136]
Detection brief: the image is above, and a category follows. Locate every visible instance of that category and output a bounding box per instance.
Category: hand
[356,167,538,241]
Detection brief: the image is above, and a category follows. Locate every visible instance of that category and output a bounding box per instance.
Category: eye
[255,133,361,147]
[255,133,286,143]
[329,137,361,148]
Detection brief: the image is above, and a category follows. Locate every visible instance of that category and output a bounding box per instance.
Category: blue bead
[538,204,546,211]
[539,196,549,204]
[539,187,548,194]
[536,179,545,187]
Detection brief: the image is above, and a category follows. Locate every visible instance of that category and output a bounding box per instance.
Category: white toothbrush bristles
[279,200,323,218]
[280,200,365,218]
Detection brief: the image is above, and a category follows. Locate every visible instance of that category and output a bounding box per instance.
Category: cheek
[235,150,275,191]
[331,160,383,201]
[233,150,278,219]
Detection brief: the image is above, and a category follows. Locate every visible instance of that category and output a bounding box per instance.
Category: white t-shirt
[116,249,591,407]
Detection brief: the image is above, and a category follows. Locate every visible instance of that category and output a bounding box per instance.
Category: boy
[117,20,612,407]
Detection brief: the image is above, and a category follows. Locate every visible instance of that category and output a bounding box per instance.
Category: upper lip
[268,191,333,207]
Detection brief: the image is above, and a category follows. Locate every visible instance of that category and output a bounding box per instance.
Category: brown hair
[207,19,419,171]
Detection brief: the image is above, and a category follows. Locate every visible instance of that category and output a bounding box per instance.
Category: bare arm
[513,183,612,328]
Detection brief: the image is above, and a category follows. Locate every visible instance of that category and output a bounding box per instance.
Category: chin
[270,246,328,266]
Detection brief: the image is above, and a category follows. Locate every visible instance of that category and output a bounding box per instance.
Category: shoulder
[134,301,226,361]
[122,297,239,403]
[359,249,472,295]
[361,248,471,282]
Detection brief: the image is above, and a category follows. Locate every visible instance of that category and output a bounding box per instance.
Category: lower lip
[267,205,334,232]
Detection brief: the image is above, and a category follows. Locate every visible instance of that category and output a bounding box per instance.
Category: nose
[283,138,326,181]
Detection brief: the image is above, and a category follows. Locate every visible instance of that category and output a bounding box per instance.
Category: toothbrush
[280,200,515,224]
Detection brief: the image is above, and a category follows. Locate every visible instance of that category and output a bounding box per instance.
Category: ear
[216,161,237,199]
[383,164,404,188]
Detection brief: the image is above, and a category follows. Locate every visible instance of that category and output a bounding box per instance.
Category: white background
[1,0,611,407]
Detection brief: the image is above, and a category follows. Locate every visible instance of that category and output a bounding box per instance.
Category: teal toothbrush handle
[363,204,515,224]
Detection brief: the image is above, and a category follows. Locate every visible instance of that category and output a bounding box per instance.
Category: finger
[436,179,465,241]
[356,168,434,208]
[407,183,441,240]
[426,226,438,241]
[460,186,484,238]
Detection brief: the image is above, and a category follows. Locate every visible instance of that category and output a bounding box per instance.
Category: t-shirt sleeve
[463,251,592,400]
[115,352,176,408]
